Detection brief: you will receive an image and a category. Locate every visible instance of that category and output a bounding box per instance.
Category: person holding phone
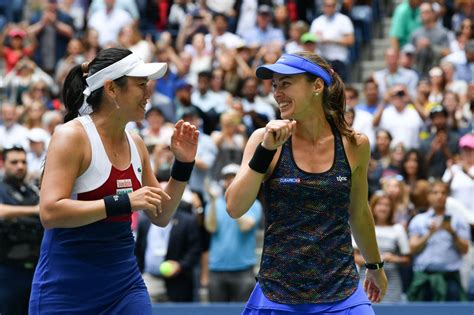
[407,180,470,301]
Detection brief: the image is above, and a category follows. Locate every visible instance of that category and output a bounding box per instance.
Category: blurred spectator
[21,100,46,130]
[400,149,427,191]
[357,78,380,115]
[372,48,419,99]
[399,43,417,73]
[180,107,217,204]
[309,0,354,82]
[451,0,474,33]
[373,84,424,150]
[82,28,101,60]
[420,105,460,178]
[41,109,63,136]
[450,18,473,54]
[0,103,29,150]
[204,163,262,302]
[88,0,139,20]
[175,8,211,52]
[20,80,57,112]
[427,67,447,104]
[167,0,197,37]
[410,179,431,214]
[184,33,213,86]
[117,24,154,62]
[54,37,85,88]
[25,127,49,184]
[205,12,243,53]
[407,180,470,301]
[59,0,86,31]
[141,106,174,149]
[28,0,75,75]
[0,25,37,73]
[241,4,285,48]
[344,85,375,147]
[409,2,451,77]
[389,0,422,51]
[3,58,57,106]
[442,39,474,83]
[442,133,474,215]
[237,76,275,136]
[174,81,209,129]
[412,78,435,120]
[441,61,468,104]
[372,129,393,169]
[273,4,291,38]
[0,146,41,315]
[382,175,413,228]
[353,190,411,303]
[284,20,308,54]
[137,190,201,302]
[209,110,246,181]
[87,0,133,47]
[442,91,470,134]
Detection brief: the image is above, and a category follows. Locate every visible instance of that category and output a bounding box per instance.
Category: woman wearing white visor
[225,52,387,314]
[29,48,199,314]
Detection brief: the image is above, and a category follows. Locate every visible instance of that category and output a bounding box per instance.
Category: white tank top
[71,115,142,195]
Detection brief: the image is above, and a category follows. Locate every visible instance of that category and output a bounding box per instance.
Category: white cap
[27,128,50,143]
[84,53,167,96]
[221,163,240,176]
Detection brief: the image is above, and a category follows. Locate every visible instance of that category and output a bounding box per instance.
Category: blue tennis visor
[256,54,333,86]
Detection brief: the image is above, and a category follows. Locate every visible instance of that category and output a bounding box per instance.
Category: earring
[113,99,120,109]
[313,92,320,96]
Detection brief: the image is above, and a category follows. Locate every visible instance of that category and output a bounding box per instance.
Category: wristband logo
[279,177,301,184]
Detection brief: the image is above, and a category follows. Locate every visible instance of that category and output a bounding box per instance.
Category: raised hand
[262,119,297,150]
[170,120,199,163]
[128,186,171,216]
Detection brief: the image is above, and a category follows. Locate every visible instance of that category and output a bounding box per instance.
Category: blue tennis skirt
[242,282,374,315]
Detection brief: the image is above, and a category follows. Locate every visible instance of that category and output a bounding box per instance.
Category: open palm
[170,120,199,163]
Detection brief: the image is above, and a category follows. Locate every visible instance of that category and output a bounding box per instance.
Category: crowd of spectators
[0,0,473,309]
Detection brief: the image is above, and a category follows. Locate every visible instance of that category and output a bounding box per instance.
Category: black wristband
[171,159,195,182]
[248,143,277,174]
[365,261,384,270]
[104,194,132,217]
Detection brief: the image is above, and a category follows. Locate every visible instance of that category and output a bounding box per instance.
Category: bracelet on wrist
[104,194,132,217]
[170,159,195,182]
[248,143,277,174]
[365,261,384,270]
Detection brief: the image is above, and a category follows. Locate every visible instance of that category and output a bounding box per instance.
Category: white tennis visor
[84,53,167,96]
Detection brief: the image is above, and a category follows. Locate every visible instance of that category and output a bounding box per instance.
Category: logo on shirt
[279,178,301,184]
[117,179,133,188]
[336,176,347,182]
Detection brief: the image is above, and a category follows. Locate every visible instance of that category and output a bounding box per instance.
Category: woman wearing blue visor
[226,52,387,314]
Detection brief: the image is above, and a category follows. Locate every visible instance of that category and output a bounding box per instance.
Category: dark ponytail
[294,51,356,143]
[62,48,132,123]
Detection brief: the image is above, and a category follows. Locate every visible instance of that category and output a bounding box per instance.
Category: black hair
[62,48,132,122]
[2,145,26,161]
[294,51,355,143]
[400,148,427,181]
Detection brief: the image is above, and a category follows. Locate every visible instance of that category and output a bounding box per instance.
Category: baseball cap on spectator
[300,32,317,44]
[401,43,416,55]
[429,105,447,118]
[8,28,26,38]
[175,81,193,91]
[27,128,50,143]
[257,4,272,15]
[221,163,240,177]
[459,133,474,149]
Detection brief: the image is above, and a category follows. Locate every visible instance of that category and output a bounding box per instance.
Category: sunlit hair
[293,51,356,143]
[370,190,395,225]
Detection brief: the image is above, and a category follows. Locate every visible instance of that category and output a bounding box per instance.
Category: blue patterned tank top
[259,124,359,304]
